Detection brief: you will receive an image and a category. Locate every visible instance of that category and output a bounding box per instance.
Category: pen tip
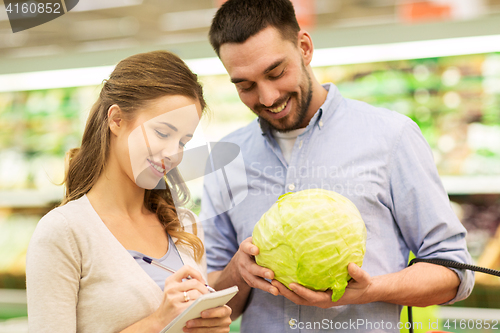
[142,256,152,264]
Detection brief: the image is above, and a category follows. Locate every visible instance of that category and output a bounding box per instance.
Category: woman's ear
[108,104,124,136]
[297,30,314,66]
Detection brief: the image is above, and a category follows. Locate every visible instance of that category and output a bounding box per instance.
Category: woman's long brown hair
[61,51,206,262]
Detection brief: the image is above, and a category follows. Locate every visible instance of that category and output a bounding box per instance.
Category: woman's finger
[164,278,209,299]
[184,305,232,329]
[184,317,232,330]
[180,289,203,303]
[168,265,206,284]
[200,305,232,319]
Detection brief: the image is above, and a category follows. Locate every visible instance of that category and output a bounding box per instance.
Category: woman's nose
[161,143,181,164]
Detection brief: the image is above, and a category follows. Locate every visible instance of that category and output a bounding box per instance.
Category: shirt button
[288,184,295,191]
[299,140,303,149]
[319,121,324,128]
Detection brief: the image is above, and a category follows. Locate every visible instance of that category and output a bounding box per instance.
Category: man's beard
[254,63,313,133]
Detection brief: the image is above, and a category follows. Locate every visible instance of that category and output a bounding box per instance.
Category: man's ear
[108,104,124,135]
[297,30,313,66]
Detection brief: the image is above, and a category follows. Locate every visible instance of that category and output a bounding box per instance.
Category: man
[200,0,474,332]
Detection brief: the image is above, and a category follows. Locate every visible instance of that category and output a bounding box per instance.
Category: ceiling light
[160,9,218,31]
[1,34,500,92]
[6,45,63,58]
[0,66,113,92]
[72,17,139,41]
[71,0,143,12]
[312,34,500,67]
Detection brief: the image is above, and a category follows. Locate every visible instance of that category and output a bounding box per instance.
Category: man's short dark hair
[209,0,301,57]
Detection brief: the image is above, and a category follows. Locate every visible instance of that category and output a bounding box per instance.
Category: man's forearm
[368,262,460,307]
[208,260,252,320]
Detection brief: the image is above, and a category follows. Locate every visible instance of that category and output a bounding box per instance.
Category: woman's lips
[148,159,166,176]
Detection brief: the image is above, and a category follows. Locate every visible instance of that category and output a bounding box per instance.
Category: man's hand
[233,237,279,296]
[208,237,280,320]
[270,263,372,308]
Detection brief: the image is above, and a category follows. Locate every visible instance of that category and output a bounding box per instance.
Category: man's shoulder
[339,97,413,136]
[345,98,409,123]
[322,83,411,130]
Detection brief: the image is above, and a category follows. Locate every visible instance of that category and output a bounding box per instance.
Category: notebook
[160,285,239,333]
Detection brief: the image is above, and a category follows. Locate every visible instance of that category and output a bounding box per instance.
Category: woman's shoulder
[35,195,94,235]
[28,197,88,258]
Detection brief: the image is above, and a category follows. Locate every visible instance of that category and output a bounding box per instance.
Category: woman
[26,51,232,332]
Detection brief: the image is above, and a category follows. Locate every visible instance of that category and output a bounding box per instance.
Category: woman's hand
[183,305,232,333]
[121,265,229,333]
[152,265,210,329]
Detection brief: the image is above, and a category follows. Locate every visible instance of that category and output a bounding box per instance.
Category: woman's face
[124,95,202,190]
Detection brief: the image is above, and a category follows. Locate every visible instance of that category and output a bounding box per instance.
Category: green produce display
[252,189,367,302]
[314,53,500,176]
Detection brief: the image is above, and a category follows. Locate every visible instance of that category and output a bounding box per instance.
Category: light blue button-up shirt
[200,83,474,333]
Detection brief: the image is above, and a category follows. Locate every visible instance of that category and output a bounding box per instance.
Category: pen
[142,256,216,293]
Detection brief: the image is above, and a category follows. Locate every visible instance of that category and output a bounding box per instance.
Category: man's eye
[239,83,255,92]
[155,130,169,138]
[269,69,285,80]
[179,142,186,148]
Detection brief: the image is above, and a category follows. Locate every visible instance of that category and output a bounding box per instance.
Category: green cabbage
[252,188,366,302]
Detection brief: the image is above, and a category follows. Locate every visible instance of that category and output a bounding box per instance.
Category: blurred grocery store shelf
[0,189,63,208]
[441,176,500,195]
[0,317,28,333]
[0,289,27,329]
[439,306,500,321]
[0,290,26,305]
[0,176,498,209]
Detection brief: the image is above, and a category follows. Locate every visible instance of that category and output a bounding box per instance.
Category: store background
[0,0,499,332]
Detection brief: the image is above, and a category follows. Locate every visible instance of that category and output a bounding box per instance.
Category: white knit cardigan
[26,195,207,333]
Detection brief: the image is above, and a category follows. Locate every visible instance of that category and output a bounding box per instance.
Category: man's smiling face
[219,26,313,132]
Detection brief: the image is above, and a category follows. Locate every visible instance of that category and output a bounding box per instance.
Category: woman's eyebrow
[158,122,177,131]
[158,121,194,137]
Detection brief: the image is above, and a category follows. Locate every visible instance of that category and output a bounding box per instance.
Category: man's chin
[264,117,300,133]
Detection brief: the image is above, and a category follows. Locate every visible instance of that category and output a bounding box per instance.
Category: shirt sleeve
[199,182,239,274]
[26,211,81,332]
[388,119,474,304]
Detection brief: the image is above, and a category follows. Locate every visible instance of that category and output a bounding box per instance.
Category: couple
[26,0,474,332]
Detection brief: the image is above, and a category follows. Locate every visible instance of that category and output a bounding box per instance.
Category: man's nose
[258,83,280,108]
